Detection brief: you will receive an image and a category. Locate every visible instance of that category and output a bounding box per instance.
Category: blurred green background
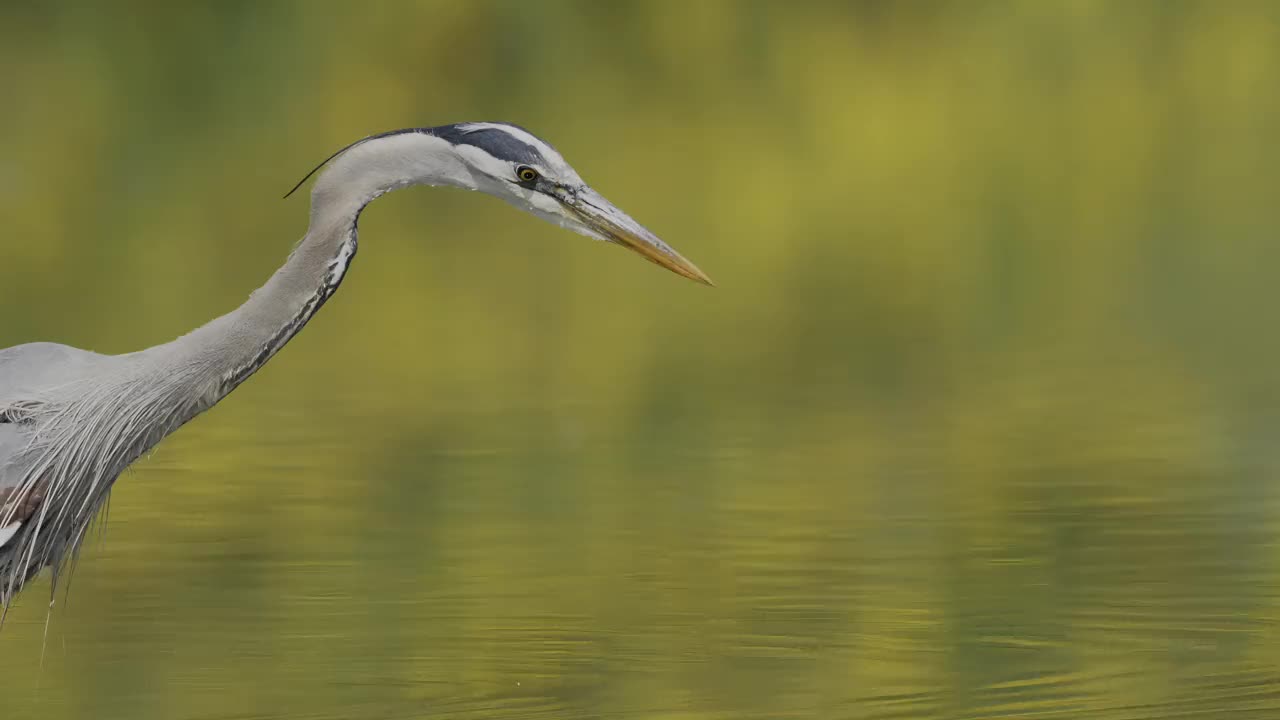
[3,1,1280,718]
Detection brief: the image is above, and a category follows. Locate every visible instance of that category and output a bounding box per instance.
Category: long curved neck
[154,132,466,414]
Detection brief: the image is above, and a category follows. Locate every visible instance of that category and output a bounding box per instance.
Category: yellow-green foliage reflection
[2,2,1279,718]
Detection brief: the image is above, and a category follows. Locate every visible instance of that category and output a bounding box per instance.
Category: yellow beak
[567,187,714,286]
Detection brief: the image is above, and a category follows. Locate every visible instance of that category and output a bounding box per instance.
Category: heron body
[0,123,710,609]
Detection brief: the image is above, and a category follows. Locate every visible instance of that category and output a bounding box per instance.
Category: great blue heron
[0,123,710,610]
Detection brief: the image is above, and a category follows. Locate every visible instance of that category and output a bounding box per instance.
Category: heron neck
[211,211,361,395]
[159,132,463,412]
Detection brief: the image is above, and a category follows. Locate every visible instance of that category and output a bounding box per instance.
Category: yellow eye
[516,166,539,183]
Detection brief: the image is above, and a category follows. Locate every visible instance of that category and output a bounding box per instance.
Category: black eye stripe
[432,124,549,165]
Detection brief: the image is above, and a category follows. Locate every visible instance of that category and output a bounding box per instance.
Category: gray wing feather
[1,343,109,540]
[0,342,108,405]
[0,422,30,496]
[1,423,32,548]
[2,342,108,479]
[2,339,170,601]
[0,423,23,547]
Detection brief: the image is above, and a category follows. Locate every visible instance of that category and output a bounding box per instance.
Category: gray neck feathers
[154,132,463,418]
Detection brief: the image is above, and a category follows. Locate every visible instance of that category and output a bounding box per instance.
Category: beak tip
[670,254,713,287]
[682,261,714,287]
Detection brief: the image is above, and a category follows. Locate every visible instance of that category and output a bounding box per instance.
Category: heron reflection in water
[0,123,711,610]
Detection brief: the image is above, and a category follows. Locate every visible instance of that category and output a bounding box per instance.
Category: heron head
[429,123,713,286]
[292,123,712,285]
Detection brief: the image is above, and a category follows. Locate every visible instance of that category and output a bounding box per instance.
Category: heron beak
[564,187,714,286]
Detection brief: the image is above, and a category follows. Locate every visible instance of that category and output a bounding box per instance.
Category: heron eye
[516,166,539,183]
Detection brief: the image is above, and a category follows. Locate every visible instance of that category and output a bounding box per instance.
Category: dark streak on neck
[217,222,360,395]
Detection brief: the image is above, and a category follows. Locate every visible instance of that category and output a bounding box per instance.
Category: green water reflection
[3,2,1280,718]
